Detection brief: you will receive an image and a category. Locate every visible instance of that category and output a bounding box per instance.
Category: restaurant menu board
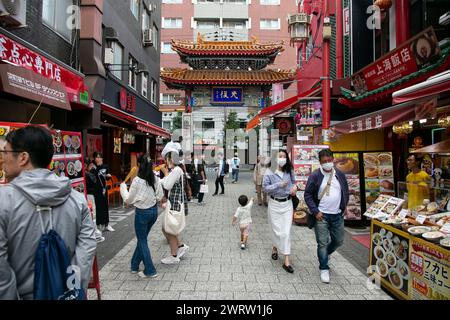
[370,221,411,300]
[410,237,450,300]
[0,122,86,195]
[364,195,405,220]
[334,153,361,220]
[364,152,395,209]
[292,145,329,192]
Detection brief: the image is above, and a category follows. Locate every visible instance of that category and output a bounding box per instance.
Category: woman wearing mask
[120,155,164,278]
[254,156,269,206]
[159,146,190,264]
[263,150,297,273]
[90,152,114,232]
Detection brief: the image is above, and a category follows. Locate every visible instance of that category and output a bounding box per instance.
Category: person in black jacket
[304,149,349,284]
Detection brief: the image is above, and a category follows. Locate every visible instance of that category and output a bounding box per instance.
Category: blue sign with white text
[212,88,243,105]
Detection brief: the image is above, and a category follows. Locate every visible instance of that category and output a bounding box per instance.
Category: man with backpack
[231,152,241,184]
[0,126,97,300]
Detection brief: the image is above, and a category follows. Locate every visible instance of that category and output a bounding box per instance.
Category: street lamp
[288,12,312,45]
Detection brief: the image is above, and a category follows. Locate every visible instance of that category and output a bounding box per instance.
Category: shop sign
[113,138,121,154]
[212,87,243,104]
[0,64,70,110]
[343,8,350,36]
[352,27,441,96]
[0,33,86,103]
[79,91,89,105]
[410,238,450,300]
[119,88,136,113]
[295,101,322,126]
[123,132,135,144]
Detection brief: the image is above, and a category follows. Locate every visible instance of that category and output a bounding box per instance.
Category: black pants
[192,175,200,198]
[214,176,225,194]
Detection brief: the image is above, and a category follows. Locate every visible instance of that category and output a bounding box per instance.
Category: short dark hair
[93,152,103,159]
[319,149,334,161]
[408,154,423,165]
[238,195,249,207]
[5,126,54,169]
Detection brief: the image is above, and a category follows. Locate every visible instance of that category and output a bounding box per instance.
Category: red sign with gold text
[0,32,87,104]
[352,27,441,96]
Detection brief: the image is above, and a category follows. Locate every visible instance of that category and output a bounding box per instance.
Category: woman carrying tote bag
[159,146,190,265]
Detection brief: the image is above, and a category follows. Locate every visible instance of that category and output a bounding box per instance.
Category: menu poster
[292,145,329,191]
[0,122,86,197]
[410,238,450,300]
[364,152,395,208]
[370,221,411,299]
[364,195,405,219]
[335,153,361,220]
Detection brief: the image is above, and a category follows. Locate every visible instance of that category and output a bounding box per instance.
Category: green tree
[224,111,240,130]
[171,111,183,132]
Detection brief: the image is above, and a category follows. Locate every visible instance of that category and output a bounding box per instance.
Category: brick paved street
[89,172,392,300]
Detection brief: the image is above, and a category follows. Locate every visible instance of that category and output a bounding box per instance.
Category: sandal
[271,252,278,261]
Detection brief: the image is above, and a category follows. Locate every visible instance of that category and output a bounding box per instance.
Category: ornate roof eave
[160,68,296,87]
[339,44,450,109]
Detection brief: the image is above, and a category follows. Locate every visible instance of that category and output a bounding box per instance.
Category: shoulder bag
[163,173,186,236]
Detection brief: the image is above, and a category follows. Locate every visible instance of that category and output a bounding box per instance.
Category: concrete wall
[194,3,248,19]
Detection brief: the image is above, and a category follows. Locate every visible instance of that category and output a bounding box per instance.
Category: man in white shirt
[231,153,241,184]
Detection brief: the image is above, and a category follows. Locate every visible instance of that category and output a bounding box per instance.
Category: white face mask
[194,159,199,165]
[277,158,287,167]
[322,162,334,172]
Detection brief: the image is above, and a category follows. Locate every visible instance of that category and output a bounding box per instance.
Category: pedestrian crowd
[0,126,350,300]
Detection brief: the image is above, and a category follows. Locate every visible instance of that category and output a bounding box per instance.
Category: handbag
[199,184,209,194]
[163,174,186,236]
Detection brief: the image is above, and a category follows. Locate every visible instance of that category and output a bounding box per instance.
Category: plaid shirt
[165,170,189,214]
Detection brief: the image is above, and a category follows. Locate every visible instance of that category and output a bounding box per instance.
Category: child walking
[232,195,254,250]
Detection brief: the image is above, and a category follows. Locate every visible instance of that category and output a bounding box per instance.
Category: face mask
[277,158,287,167]
[194,159,199,165]
[322,162,334,172]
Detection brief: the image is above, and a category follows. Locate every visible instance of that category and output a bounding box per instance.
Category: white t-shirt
[120,177,163,209]
[318,168,342,215]
[234,199,253,225]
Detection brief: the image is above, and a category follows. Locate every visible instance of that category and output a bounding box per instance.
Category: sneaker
[95,229,103,238]
[130,270,138,274]
[138,271,158,278]
[96,236,105,243]
[105,225,115,232]
[161,256,180,265]
[320,270,330,283]
[97,225,105,232]
[240,243,246,250]
[176,244,190,259]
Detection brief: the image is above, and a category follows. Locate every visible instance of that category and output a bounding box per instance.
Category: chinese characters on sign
[119,88,136,113]
[349,115,383,133]
[212,88,243,104]
[352,27,441,96]
[0,33,86,103]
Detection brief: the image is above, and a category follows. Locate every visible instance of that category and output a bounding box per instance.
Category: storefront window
[42,0,73,42]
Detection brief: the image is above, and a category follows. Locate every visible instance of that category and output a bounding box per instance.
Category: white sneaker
[161,256,180,265]
[176,244,189,259]
[95,229,103,238]
[320,270,330,284]
[105,225,115,232]
[240,243,246,250]
[138,271,158,278]
[96,236,105,243]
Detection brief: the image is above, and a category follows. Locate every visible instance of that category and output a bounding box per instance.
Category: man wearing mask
[304,149,349,284]
[231,152,241,184]
[213,153,227,196]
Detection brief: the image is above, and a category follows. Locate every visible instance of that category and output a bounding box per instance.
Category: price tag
[416,215,427,224]
[440,223,450,234]
[398,210,409,219]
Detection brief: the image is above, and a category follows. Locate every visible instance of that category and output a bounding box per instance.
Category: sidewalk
[89,173,391,300]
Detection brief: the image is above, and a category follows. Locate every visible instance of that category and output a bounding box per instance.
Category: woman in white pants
[263,150,298,273]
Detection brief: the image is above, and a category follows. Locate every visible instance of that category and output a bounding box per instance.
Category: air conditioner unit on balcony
[104,48,114,65]
[143,29,153,47]
[0,0,27,28]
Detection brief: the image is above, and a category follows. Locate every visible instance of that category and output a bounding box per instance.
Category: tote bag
[199,184,209,194]
[163,174,186,236]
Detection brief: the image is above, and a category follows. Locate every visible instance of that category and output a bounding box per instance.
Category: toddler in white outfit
[232,195,254,250]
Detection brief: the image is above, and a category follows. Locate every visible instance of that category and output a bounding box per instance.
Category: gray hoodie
[0,169,97,300]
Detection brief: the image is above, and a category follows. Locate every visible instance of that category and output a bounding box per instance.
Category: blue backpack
[33,206,86,300]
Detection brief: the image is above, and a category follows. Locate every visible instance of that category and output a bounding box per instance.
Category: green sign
[79,91,89,105]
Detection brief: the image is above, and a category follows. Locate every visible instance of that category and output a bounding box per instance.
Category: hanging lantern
[393,122,413,135]
[438,116,450,128]
[374,0,393,11]
[288,13,312,44]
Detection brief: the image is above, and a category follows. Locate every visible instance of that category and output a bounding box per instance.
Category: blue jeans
[131,206,158,276]
[232,169,239,182]
[314,213,345,270]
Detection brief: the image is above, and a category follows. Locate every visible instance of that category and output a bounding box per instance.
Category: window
[223,0,246,3]
[152,24,159,51]
[42,0,73,42]
[162,42,176,54]
[130,0,139,20]
[163,0,182,3]
[128,56,138,89]
[197,20,220,29]
[197,0,220,3]
[163,18,182,29]
[161,94,181,105]
[163,121,172,130]
[223,20,246,30]
[141,73,148,98]
[151,79,157,104]
[260,19,280,30]
[111,42,124,80]
[260,0,279,5]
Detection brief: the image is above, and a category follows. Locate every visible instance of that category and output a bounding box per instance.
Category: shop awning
[412,139,450,155]
[101,103,170,138]
[246,85,321,132]
[393,70,450,104]
[331,97,438,135]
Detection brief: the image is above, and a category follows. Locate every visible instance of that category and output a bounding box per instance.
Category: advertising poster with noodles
[334,153,362,220]
[292,145,329,193]
[364,152,395,209]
